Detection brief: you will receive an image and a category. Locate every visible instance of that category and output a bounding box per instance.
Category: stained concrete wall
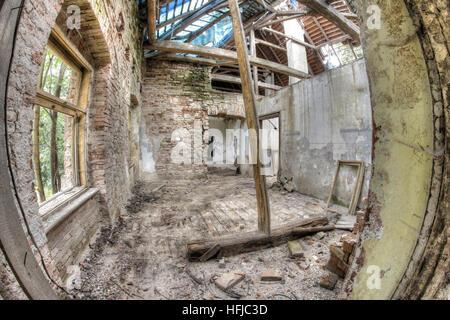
[256,59,372,206]
[342,0,441,300]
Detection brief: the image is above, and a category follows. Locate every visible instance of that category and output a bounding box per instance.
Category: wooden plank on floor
[187,216,333,261]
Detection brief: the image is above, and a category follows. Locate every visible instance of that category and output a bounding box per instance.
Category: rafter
[211,73,282,91]
[187,0,250,43]
[261,27,317,50]
[146,40,310,79]
[298,0,360,41]
[158,0,226,40]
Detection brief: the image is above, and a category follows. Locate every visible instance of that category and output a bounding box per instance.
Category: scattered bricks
[288,240,304,258]
[319,273,339,290]
[215,271,245,291]
[341,233,357,263]
[326,246,349,278]
[261,269,283,282]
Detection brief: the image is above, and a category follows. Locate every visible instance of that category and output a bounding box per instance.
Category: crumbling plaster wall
[341,0,448,300]
[141,61,245,179]
[256,59,372,206]
[4,0,143,293]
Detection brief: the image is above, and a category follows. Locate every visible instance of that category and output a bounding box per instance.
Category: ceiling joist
[146,40,310,79]
[298,0,360,41]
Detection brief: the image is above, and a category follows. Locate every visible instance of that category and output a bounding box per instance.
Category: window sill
[42,187,99,234]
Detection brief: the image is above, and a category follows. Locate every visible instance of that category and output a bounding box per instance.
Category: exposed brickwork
[46,195,101,281]
[4,0,143,291]
[142,61,244,178]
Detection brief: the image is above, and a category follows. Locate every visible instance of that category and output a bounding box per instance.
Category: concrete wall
[342,0,446,300]
[256,59,372,206]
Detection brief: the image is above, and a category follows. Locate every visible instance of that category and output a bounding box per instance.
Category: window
[32,27,92,206]
[321,42,364,70]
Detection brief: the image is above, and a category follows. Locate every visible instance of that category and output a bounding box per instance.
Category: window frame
[34,25,93,208]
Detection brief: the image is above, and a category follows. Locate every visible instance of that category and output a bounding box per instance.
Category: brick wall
[4,0,143,291]
[141,60,245,178]
[46,195,101,281]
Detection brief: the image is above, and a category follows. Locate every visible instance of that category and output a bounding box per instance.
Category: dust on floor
[70,170,349,300]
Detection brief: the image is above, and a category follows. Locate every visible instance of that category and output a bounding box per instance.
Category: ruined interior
[0,0,448,301]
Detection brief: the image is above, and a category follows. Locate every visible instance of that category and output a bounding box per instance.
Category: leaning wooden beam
[221,11,267,48]
[210,73,282,91]
[255,38,287,53]
[261,27,317,50]
[146,40,310,79]
[187,216,333,261]
[299,0,360,41]
[228,0,271,235]
[147,0,157,41]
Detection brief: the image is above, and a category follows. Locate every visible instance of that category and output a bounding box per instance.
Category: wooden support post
[228,0,271,235]
[249,29,259,94]
[148,0,157,41]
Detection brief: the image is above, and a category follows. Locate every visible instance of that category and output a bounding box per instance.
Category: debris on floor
[335,215,357,231]
[326,231,359,278]
[261,269,283,282]
[215,271,246,291]
[71,171,351,300]
[320,273,339,290]
[288,241,304,259]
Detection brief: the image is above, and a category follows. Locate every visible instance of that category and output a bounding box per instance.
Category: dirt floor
[69,169,350,300]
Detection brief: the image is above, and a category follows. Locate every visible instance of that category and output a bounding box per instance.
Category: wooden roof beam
[261,27,317,50]
[211,73,283,91]
[159,0,226,40]
[299,0,360,41]
[148,0,157,41]
[146,40,310,79]
[187,0,250,42]
[254,0,276,13]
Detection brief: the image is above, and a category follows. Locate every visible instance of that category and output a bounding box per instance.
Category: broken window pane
[32,106,74,203]
[40,49,77,103]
